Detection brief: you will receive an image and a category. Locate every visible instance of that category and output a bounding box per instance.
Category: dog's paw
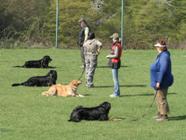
[41,92,48,96]
[78,94,85,98]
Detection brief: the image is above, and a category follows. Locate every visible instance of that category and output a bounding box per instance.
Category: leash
[78,67,85,80]
[131,90,158,121]
[141,90,158,117]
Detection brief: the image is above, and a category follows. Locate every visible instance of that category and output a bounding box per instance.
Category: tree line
[0,0,186,49]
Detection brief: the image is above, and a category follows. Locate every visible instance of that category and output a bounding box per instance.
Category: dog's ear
[43,57,48,63]
[41,57,49,67]
[53,71,57,80]
[44,56,52,62]
[49,70,57,80]
[76,80,82,86]
[50,70,56,75]
[77,80,82,84]
[70,80,76,85]
[101,102,111,111]
[71,80,81,86]
[48,70,54,77]
[42,56,52,65]
[40,59,45,67]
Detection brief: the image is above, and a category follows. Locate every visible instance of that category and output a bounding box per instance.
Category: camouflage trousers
[85,54,97,87]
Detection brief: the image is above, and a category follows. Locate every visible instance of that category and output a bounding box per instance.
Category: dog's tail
[12,83,24,87]
[13,65,25,68]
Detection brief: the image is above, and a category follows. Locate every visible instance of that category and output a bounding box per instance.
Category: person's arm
[83,40,87,48]
[84,27,89,42]
[106,46,119,58]
[156,54,169,88]
[96,41,102,55]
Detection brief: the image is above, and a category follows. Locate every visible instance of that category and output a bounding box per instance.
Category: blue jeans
[112,68,120,96]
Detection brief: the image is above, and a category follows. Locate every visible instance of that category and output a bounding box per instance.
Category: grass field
[0,48,186,140]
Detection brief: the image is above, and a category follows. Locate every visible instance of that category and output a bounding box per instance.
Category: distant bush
[0,0,186,49]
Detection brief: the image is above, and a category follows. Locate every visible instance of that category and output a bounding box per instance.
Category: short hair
[88,32,95,39]
[159,39,167,46]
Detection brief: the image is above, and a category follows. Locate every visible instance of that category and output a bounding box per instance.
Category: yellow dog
[42,80,84,97]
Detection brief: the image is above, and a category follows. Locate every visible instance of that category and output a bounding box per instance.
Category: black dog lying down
[68,102,111,122]
[12,70,57,87]
[15,55,52,68]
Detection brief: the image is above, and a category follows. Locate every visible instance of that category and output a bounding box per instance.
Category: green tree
[1,0,186,48]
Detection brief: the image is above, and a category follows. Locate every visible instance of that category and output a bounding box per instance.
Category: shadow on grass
[120,93,153,97]
[96,65,128,68]
[46,66,57,69]
[94,84,146,88]
[119,92,176,97]
[0,128,13,133]
[168,92,177,95]
[82,94,91,97]
[121,85,147,87]
[169,115,186,121]
[13,66,57,69]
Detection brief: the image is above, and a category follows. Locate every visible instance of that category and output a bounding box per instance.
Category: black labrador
[12,70,57,87]
[68,102,111,122]
[15,55,52,68]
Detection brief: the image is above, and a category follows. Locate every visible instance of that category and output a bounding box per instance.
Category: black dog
[15,55,52,68]
[68,102,111,122]
[12,70,57,87]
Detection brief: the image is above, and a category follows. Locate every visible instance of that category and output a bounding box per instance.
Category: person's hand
[106,55,110,58]
[96,49,100,55]
[156,82,160,90]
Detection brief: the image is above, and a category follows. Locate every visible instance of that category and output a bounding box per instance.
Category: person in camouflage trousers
[83,32,102,88]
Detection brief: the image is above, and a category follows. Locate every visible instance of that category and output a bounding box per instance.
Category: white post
[121,0,125,49]
[55,0,59,48]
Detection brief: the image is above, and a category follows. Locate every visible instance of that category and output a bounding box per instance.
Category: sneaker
[156,115,168,122]
[109,94,119,98]
[80,65,85,69]
[153,112,161,119]
[86,84,94,88]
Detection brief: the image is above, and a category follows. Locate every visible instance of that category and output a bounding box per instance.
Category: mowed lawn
[0,48,186,140]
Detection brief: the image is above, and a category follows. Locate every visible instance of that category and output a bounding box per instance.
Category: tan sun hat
[110,32,119,40]
[78,18,85,23]
[154,42,166,48]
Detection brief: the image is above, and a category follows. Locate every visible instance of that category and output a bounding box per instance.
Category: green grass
[0,48,186,140]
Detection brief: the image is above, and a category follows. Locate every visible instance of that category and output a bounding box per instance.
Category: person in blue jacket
[150,39,174,122]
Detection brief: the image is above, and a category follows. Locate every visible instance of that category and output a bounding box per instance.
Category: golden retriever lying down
[42,80,84,97]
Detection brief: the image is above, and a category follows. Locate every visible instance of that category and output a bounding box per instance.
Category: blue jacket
[150,50,174,89]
